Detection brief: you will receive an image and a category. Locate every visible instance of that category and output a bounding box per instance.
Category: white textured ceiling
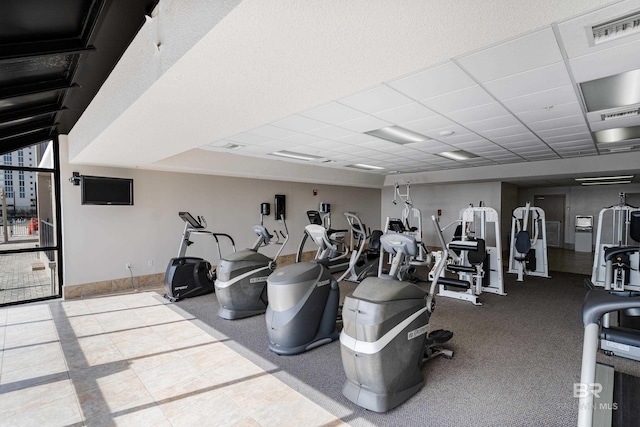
[68,0,640,188]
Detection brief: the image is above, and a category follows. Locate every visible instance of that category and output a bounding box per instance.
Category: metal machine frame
[507,202,550,281]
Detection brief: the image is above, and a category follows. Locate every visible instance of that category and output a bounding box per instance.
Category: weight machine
[590,193,640,291]
[430,205,505,305]
[507,202,549,281]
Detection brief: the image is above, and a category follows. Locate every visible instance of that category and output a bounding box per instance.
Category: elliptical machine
[337,212,382,283]
[295,203,350,273]
[340,232,457,412]
[265,221,341,355]
[215,196,289,320]
[164,212,235,302]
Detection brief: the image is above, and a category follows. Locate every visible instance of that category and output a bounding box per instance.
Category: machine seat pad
[601,326,640,347]
[437,277,471,289]
[447,264,477,274]
[352,277,426,302]
[428,329,453,344]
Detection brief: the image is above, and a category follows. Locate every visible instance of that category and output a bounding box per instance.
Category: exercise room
[2,1,640,426]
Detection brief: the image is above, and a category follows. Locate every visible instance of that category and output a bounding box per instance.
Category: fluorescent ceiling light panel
[581,180,632,186]
[591,11,640,45]
[593,125,640,143]
[364,126,430,144]
[348,163,385,170]
[270,150,323,161]
[575,175,634,182]
[438,150,480,161]
[581,69,640,112]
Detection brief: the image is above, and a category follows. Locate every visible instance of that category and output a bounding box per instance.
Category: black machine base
[164,257,215,302]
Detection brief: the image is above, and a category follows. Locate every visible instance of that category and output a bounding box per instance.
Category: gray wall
[59,139,381,286]
[381,181,502,248]
[518,185,640,248]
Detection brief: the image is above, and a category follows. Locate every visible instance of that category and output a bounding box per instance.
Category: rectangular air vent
[591,11,640,45]
[601,109,640,121]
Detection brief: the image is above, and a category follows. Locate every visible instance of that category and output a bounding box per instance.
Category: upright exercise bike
[215,197,289,320]
[164,212,235,302]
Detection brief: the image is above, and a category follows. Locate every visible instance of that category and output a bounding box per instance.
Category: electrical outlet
[126,263,131,269]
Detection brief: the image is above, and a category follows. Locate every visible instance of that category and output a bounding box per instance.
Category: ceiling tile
[543,132,594,144]
[373,102,436,123]
[387,61,476,101]
[502,85,579,113]
[491,133,540,144]
[282,133,326,144]
[466,115,522,132]
[336,133,377,144]
[272,114,328,133]
[357,140,400,150]
[527,115,587,132]
[516,102,584,123]
[421,85,495,113]
[557,1,640,60]
[402,115,457,133]
[247,125,299,139]
[300,102,366,124]
[337,115,390,132]
[404,140,454,153]
[479,125,531,139]
[447,102,511,124]
[339,85,414,114]
[569,39,640,84]
[484,62,572,100]
[457,27,563,82]
[306,125,355,139]
[536,124,590,138]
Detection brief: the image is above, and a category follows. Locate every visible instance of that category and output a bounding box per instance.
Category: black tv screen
[81,175,134,205]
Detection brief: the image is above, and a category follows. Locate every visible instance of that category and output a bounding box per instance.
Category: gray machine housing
[266,259,340,355]
[340,231,456,413]
[215,206,288,320]
[341,278,430,412]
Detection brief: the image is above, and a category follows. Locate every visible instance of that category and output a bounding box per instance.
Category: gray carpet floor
[166,270,638,427]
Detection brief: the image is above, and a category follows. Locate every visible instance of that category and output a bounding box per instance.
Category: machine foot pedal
[428,329,453,344]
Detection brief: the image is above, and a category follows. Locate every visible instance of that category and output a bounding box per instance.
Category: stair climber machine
[164,212,236,302]
[578,211,640,426]
[214,195,289,320]
[340,232,462,412]
[265,217,344,355]
[295,203,350,273]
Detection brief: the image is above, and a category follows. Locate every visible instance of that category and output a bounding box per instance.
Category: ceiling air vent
[601,108,640,121]
[591,11,640,45]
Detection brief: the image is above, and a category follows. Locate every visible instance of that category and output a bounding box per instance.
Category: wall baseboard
[62,251,318,299]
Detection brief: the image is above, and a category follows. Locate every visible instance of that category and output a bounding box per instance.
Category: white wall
[59,138,381,286]
[381,181,502,248]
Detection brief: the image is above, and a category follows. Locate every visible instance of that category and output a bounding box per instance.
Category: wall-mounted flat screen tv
[81,175,134,205]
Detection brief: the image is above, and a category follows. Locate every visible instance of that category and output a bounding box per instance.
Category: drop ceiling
[9,0,640,188]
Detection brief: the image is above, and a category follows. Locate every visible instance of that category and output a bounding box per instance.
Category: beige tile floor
[0,290,348,427]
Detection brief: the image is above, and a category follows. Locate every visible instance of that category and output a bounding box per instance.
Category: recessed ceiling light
[575,175,634,182]
[347,163,384,170]
[364,126,430,144]
[581,69,640,112]
[593,125,640,143]
[581,180,632,186]
[270,150,323,161]
[438,130,455,136]
[438,150,479,161]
